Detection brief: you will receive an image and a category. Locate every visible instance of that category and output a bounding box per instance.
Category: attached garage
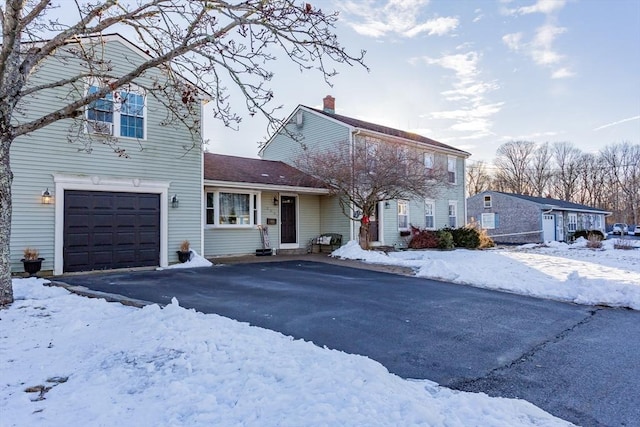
[63,190,160,272]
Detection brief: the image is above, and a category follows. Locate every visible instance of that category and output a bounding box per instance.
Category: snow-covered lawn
[4,240,636,426]
[0,278,573,426]
[333,238,640,310]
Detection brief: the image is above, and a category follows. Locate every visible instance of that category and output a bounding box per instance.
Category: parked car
[612,223,628,235]
[633,225,640,236]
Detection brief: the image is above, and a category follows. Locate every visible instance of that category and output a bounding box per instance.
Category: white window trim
[85,80,148,140]
[424,152,434,170]
[53,174,170,275]
[447,155,457,185]
[448,200,458,228]
[424,199,435,230]
[481,212,496,229]
[567,212,578,232]
[205,188,261,229]
[483,195,492,208]
[398,200,409,231]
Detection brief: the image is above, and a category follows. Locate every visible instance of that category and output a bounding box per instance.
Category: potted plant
[21,247,45,277]
[176,240,192,263]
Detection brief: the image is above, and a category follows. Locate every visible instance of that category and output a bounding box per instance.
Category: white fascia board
[204,180,330,195]
[543,206,612,215]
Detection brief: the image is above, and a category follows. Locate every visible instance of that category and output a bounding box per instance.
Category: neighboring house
[203,153,329,256]
[10,34,204,275]
[467,191,611,244]
[259,96,471,249]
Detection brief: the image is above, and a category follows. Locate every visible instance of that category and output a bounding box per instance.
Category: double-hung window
[86,83,146,139]
[483,195,492,208]
[424,199,435,229]
[567,213,578,233]
[448,201,457,228]
[206,190,260,227]
[447,156,457,184]
[424,152,434,170]
[398,200,409,230]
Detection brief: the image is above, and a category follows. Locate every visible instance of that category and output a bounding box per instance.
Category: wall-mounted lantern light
[42,188,52,204]
[273,196,279,206]
[171,194,179,208]
[384,201,391,209]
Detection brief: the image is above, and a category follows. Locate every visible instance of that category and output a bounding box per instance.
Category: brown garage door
[64,190,160,272]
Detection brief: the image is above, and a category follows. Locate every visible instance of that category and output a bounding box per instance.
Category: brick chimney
[323,95,335,113]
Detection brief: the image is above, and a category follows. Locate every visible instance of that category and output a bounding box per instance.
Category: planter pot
[21,258,44,277]
[176,251,192,263]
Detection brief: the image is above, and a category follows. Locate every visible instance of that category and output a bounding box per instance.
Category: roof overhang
[204,180,330,195]
[542,205,612,215]
[352,128,471,158]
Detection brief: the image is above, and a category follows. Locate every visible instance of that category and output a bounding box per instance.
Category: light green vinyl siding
[10,39,203,273]
[203,191,323,256]
[320,196,351,243]
[261,109,350,162]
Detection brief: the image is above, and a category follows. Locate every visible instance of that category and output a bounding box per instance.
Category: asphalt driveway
[55,260,640,427]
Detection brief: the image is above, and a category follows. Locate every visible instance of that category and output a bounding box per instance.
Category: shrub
[614,238,634,250]
[573,230,605,242]
[408,228,439,249]
[477,228,495,248]
[447,226,481,249]
[180,240,190,252]
[586,235,603,249]
[436,230,454,250]
[22,247,40,261]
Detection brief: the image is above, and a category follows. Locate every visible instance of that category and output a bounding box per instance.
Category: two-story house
[258,96,471,250]
[10,34,204,275]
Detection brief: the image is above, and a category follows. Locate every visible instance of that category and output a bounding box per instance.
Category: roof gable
[204,153,325,188]
[304,106,470,157]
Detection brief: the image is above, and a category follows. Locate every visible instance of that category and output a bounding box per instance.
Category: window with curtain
[206,191,259,227]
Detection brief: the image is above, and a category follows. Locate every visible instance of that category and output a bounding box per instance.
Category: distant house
[467,191,611,244]
[259,96,470,249]
[10,34,204,275]
[203,153,329,256]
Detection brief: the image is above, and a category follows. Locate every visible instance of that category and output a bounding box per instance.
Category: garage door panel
[64,190,160,272]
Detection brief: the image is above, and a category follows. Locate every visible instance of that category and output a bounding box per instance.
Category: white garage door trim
[53,174,170,275]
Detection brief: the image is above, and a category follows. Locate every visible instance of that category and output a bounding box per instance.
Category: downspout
[350,129,360,241]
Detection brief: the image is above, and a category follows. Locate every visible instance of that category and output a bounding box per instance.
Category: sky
[205,0,640,163]
[3,239,639,426]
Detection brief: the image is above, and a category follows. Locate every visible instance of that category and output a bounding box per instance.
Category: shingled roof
[304,106,470,157]
[498,192,610,213]
[204,153,325,189]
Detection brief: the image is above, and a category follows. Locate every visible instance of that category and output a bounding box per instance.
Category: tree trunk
[0,134,14,306]
[358,218,370,250]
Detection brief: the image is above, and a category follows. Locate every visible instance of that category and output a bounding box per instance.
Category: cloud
[502,32,523,51]
[339,1,458,38]
[593,115,640,131]
[416,52,503,140]
[515,0,567,15]
[551,68,575,79]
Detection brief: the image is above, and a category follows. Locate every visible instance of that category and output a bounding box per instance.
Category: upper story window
[424,152,434,170]
[205,190,260,227]
[86,84,146,139]
[447,156,457,184]
[484,195,492,208]
[425,199,435,230]
[398,200,409,230]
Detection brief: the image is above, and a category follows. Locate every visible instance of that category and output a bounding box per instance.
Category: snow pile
[333,239,640,310]
[158,250,213,270]
[0,279,572,426]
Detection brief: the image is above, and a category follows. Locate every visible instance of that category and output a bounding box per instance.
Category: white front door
[543,214,555,242]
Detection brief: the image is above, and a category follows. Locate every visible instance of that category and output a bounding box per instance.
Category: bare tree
[601,142,640,224]
[493,140,536,194]
[295,140,445,249]
[527,142,553,197]
[466,160,491,197]
[0,0,367,306]
[551,142,582,201]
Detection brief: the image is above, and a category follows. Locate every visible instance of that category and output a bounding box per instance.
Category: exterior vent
[296,110,304,127]
[87,120,113,135]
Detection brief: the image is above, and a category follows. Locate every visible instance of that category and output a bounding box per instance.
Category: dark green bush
[447,226,481,249]
[436,230,454,250]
